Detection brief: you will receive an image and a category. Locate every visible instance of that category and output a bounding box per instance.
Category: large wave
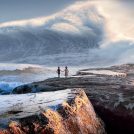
[0,1,133,66]
[0,2,105,64]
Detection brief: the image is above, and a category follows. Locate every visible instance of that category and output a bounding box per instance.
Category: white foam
[0,89,73,115]
[80,70,126,76]
[114,93,125,108]
[125,103,134,110]
[0,63,43,71]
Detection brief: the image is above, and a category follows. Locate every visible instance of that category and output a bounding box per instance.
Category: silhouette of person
[65,66,69,78]
[57,67,61,78]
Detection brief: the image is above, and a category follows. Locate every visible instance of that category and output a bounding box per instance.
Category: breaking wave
[0,1,133,68]
[0,1,105,64]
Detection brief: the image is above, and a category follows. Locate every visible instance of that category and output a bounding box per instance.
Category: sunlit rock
[12,64,134,134]
[0,89,105,134]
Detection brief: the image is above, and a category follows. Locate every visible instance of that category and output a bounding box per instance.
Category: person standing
[65,66,69,78]
[57,67,61,78]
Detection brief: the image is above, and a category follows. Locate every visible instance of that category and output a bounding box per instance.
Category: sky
[0,0,133,23]
[0,0,75,23]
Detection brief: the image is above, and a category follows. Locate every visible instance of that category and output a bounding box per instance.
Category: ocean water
[0,63,54,93]
[0,63,82,94]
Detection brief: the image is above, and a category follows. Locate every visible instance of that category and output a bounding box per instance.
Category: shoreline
[0,64,134,134]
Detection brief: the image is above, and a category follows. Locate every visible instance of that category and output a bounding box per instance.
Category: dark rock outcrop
[12,85,32,94]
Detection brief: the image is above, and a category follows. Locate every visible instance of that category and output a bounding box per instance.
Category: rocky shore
[12,64,134,134]
[0,64,134,134]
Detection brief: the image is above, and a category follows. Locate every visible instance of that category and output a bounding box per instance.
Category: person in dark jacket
[57,67,61,78]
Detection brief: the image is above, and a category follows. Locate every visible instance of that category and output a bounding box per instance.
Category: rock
[0,89,105,134]
[12,83,65,94]
[12,85,32,94]
[12,64,134,134]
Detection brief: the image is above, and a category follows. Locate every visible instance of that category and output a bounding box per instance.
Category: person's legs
[58,73,60,78]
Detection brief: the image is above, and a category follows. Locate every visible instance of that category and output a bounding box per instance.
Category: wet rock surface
[12,64,134,134]
[0,89,105,134]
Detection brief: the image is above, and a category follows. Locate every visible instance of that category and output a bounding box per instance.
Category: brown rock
[0,89,105,134]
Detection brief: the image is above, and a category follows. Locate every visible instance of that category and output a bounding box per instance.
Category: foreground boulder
[0,89,105,134]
